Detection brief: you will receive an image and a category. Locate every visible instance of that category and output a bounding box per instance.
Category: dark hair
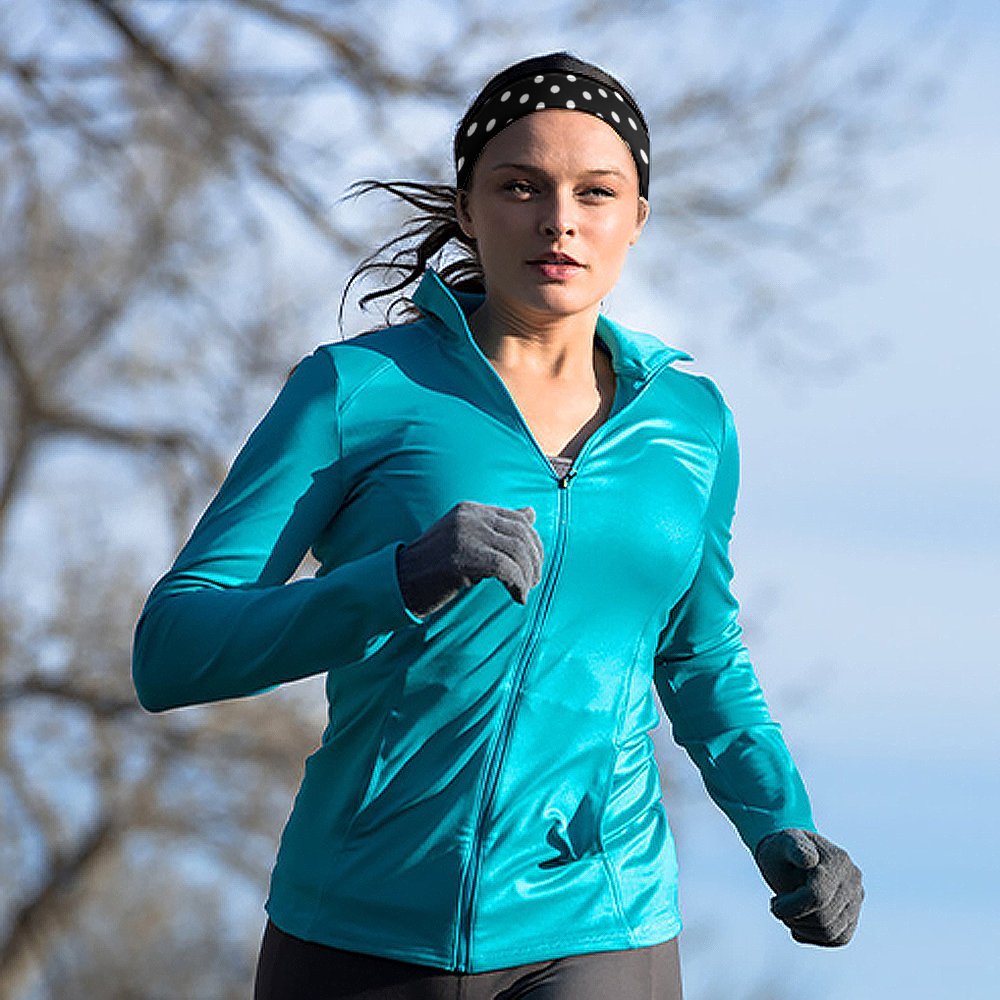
[335,50,648,336]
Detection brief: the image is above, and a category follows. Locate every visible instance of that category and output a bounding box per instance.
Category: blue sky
[143,3,997,994]
[640,5,999,997]
[125,4,996,995]
[6,3,994,996]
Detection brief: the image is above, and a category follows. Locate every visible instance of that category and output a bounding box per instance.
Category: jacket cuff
[737,804,819,859]
[390,541,428,625]
[321,539,426,629]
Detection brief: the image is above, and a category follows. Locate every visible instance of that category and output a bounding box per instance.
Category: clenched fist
[396,501,544,618]
[754,828,864,947]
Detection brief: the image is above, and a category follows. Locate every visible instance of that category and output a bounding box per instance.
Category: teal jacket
[132,265,816,972]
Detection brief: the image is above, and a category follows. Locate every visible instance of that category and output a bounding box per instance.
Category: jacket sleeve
[653,381,817,855]
[131,347,425,714]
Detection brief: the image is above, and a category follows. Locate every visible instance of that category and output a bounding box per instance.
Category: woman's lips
[528,261,585,280]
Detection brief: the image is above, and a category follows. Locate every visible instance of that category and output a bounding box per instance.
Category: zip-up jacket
[131,265,816,973]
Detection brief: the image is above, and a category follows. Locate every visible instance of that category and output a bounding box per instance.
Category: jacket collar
[411,266,693,382]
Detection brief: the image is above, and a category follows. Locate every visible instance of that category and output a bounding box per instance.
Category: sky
[5,2,997,997]
[108,4,1000,997]
[640,5,1000,997]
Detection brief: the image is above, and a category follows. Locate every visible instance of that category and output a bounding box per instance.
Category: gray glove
[395,501,543,618]
[754,828,864,947]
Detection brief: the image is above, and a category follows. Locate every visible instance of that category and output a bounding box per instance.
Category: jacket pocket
[540,787,604,868]
[338,683,407,846]
[599,736,662,853]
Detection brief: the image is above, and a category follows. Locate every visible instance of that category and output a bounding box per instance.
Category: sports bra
[546,453,574,477]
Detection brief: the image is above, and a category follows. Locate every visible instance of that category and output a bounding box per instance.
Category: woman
[132,50,863,1000]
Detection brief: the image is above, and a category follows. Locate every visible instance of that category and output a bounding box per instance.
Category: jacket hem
[264,896,682,973]
[472,915,684,971]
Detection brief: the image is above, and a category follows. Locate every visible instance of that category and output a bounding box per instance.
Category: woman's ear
[455,189,474,240]
[630,196,650,247]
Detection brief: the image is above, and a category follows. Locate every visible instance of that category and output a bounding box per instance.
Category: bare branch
[85,0,373,254]
[0,814,121,986]
[0,677,138,717]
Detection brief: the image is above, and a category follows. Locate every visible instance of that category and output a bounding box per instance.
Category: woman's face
[456,109,649,323]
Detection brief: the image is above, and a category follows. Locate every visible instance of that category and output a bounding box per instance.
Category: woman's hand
[396,501,543,618]
[754,828,864,947]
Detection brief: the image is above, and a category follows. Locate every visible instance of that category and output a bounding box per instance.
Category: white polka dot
[628,117,637,130]
[500,91,511,101]
[567,74,576,81]
[519,93,529,104]
[534,75,544,83]
[457,156,465,170]
[596,112,604,118]
[535,102,545,109]
[611,110,620,123]
[582,90,592,100]
[565,100,575,109]
[550,84,560,93]
[467,122,477,137]
[486,118,496,131]
[640,149,648,164]
[598,88,607,98]
[614,91,624,102]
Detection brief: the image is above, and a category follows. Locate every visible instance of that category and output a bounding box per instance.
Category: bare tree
[0,1,958,996]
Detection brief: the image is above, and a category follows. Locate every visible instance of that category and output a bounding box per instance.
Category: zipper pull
[558,468,578,488]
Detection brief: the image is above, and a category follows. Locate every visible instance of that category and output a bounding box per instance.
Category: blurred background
[1,1,996,997]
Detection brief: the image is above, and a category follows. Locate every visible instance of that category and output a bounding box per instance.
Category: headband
[455,70,650,199]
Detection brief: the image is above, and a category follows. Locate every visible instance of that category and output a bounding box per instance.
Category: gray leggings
[253,918,684,1000]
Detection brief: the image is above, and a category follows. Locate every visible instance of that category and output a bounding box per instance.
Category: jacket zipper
[455,472,569,970]
[453,345,680,970]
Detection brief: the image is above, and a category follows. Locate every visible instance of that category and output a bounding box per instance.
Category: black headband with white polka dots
[455,71,650,199]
